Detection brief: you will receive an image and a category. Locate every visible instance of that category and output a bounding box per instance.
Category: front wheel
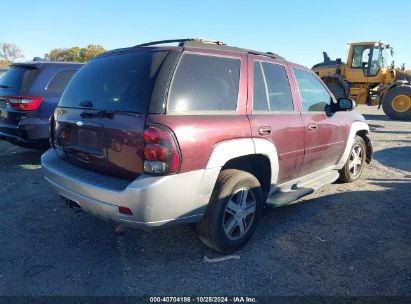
[196,169,262,254]
[338,135,366,183]
[382,85,411,120]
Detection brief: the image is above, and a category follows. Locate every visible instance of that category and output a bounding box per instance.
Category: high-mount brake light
[143,126,180,175]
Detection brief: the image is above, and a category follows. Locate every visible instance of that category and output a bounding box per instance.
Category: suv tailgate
[0,66,39,128]
[54,108,146,179]
[53,49,171,179]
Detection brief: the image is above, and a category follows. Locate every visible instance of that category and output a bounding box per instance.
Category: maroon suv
[41,39,373,253]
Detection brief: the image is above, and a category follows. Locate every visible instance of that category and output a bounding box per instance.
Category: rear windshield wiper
[0,85,12,89]
[80,109,117,119]
[79,100,93,108]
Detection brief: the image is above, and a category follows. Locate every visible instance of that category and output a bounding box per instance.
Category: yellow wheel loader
[312,42,411,120]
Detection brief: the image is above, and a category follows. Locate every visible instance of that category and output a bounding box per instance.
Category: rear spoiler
[10,61,83,69]
[10,63,41,69]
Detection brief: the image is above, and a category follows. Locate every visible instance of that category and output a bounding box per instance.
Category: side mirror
[335,98,355,111]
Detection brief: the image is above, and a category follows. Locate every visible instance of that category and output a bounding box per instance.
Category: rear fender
[206,138,279,185]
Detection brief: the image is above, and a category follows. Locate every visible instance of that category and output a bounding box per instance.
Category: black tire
[196,169,262,254]
[382,85,411,121]
[325,80,346,100]
[338,135,366,183]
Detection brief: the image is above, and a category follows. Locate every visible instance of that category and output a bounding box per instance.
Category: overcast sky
[2,0,410,68]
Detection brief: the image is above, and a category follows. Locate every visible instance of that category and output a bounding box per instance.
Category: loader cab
[347,42,392,79]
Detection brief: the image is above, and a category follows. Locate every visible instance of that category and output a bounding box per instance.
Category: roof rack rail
[191,38,226,45]
[247,50,284,60]
[135,38,225,47]
[133,39,284,60]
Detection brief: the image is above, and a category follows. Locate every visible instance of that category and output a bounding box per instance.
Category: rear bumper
[41,149,220,228]
[0,117,49,148]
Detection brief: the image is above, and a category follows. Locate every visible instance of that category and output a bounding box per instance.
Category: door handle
[308,123,317,131]
[258,126,272,136]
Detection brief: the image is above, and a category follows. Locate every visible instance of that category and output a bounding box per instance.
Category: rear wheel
[338,136,366,183]
[382,85,411,120]
[196,169,262,254]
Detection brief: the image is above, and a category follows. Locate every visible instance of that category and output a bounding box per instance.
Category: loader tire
[382,85,411,121]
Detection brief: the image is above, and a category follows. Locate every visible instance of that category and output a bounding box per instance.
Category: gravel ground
[0,105,410,297]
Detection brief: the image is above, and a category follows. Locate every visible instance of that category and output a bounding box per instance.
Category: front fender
[336,121,370,168]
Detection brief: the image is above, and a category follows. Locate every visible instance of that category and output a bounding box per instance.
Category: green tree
[45,44,106,62]
[79,45,107,62]
[45,48,69,61]
[67,47,81,62]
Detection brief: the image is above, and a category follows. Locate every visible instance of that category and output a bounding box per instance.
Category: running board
[265,187,314,207]
[265,170,340,207]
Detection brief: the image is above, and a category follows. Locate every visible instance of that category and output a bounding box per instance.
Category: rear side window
[46,70,77,95]
[252,61,294,112]
[58,51,169,113]
[167,53,240,114]
[0,67,38,95]
[252,62,269,111]
[293,68,332,112]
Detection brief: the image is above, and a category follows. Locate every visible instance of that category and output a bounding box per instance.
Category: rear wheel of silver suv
[338,135,366,183]
[196,169,262,254]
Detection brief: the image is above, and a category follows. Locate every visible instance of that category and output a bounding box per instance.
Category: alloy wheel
[349,144,364,177]
[223,187,257,240]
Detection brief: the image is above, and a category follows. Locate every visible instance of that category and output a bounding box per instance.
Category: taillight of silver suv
[143,125,181,174]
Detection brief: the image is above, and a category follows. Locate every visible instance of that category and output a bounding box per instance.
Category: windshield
[382,47,394,68]
[369,45,383,76]
[58,50,169,113]
[0,67,38,95]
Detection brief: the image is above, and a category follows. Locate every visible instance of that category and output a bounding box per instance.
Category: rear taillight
[7,96,43,111]
[143,126,181,175]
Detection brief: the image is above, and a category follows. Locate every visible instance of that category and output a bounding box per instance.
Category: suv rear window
[167,53,240,114]
[46,70,77,95]
[58,51,169,113]
[0,67,38,95]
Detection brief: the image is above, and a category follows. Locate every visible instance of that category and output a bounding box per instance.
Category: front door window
[293,68,332,112]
